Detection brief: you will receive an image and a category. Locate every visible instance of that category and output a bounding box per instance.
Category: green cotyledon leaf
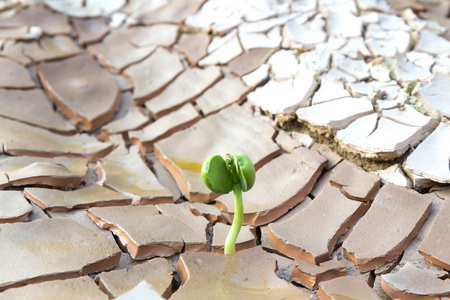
[235,152,255,192]
[201,154,233,194]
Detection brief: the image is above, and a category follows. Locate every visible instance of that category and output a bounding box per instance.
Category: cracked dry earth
[0,0,450,299]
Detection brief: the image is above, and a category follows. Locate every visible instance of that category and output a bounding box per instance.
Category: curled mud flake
[98,151,172,205]
[87,205,206,260]
[0,191,32,224]
[0,155,88,189]
[291,257,347,290]
[381,263,450,299]
[0,117,113,159]
[329,159,381,202]
[95,258,173,299]
[297,96,374,130]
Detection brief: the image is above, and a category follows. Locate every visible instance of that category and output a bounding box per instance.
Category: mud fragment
[291,257,347,290]
[0,218,121,291]
[329,160,380,202]
[130,103,201,151]
[37,54,121,131]
[310,143,343,170]
[268,183,368,264]
[172,247,310,299]
[373,164,411,188]
[275,130,302,153]
[189,202,226,223]
[296,97,374,130]
[343,184,432,272]
[0,277,108,300]
[123,48,184,105]
[72,17,109,45]
[0,117,113,159]
[88,25,178,72]
[0,89,76,135]
[199,30,243,66]
[145,66,222,118]
[415,72,450,119]
[418,200,450,270]
[174,32,211,66]
[101,92,151,139]
[317,276,381,300]
[24,36,83,62]
[0,191,32,224]
[97,150,172,204]
[130,0,204,24]
[156,203,209,251]
[228,48,277,77]
[0,57,35,89]
[404,122,450,184]
[24,185,131,212]
[0,155,88,189]
[87,205,206,260]
[0,6,71,35]
[95,258,172,299]
[196,76,251,117]
[381,263,450,299]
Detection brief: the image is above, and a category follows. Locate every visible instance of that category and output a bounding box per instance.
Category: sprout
[201,152,255,254]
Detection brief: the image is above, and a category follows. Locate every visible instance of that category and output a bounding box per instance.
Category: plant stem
[224,183,243,254]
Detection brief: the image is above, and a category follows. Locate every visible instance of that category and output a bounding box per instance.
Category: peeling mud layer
[278,115,438,173]
[0,0,450,299]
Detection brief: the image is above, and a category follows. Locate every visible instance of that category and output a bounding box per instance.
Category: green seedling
[201,152,255,254]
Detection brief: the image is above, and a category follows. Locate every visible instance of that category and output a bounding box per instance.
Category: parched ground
[0,0,449,299]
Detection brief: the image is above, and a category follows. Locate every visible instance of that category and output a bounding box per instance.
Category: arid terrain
[0,0,449,299]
